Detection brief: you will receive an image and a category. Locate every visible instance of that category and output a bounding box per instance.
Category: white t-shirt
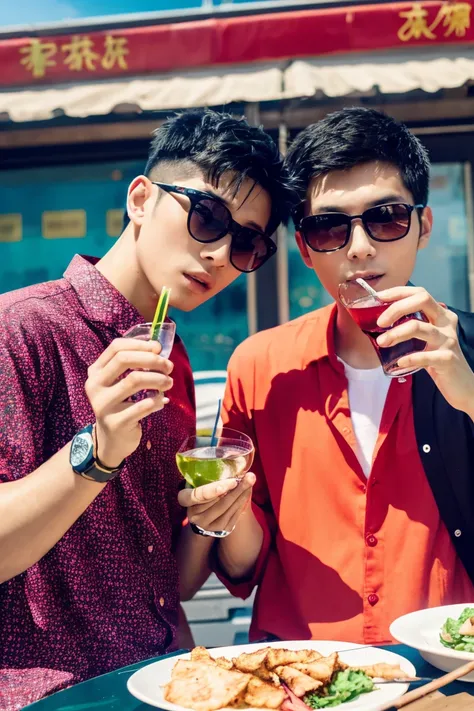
[339,358,391,478]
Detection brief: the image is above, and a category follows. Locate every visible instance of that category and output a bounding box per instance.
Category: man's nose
[346,220,377,260]
[199,235,232,267]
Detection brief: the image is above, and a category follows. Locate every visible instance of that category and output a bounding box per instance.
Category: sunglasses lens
[188,195,272,273]
[231,230,272,273]
[189,199,230,242]
[365,204,411,241]
[301,214,349,252]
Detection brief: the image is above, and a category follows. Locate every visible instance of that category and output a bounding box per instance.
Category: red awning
[0,1,473,88]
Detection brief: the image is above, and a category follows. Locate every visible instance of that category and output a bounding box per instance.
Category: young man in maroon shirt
[0,109,295,708]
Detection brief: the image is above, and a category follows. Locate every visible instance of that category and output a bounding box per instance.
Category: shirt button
[159,596,165,607]
[343,427,350,434]
[455,529,462,538]
[422,444,431,453]
[146,440,152,450]
[366,534,378,547]
[368,593,379,606]
[147,545,154,553]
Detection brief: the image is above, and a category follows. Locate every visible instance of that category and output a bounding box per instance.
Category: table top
[24,644,474,710]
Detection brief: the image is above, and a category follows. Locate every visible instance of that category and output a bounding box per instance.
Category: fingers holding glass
[338,279,428,378]
[176,428,255,537]
[121,321,175,400]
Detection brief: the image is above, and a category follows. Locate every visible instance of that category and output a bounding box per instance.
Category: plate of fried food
[127,640,416,711]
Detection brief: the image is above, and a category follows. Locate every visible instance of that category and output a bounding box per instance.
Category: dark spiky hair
[286,107,430,207]
[144,109,297,235]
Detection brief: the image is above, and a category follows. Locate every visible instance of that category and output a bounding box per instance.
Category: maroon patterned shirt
[0,255,195,710]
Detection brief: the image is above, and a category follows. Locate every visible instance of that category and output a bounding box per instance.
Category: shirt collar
[301,302,345,374]
[63,255,144,334]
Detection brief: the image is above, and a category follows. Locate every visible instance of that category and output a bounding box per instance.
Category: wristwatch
[70,424,124,483]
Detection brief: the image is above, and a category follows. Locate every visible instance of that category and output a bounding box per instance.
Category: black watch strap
[78,461,122,483]
[70,424,124,483]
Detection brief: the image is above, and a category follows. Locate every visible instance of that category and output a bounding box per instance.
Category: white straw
[355,277,379,299]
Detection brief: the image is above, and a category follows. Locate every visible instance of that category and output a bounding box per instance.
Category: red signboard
[0,1,472,87]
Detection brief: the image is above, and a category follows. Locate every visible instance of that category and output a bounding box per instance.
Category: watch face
[71,431,94,468]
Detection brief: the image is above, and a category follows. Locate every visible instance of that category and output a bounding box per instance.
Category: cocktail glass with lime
[176,428,254,489]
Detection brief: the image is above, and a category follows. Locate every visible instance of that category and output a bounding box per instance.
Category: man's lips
[347,273,384,283]
[183,273,213,293]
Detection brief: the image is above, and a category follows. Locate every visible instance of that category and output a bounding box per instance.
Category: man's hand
[376,286,474,417]
[177,472,259,599]
[178,472,256,534]
[85,337,174,468]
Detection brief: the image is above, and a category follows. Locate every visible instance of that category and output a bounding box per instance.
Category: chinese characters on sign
[19,40,57,79]
[11,1,474,85]
[20,34,129,78]
[398,2,471,42]
[102,36,129,71]
[62,36,100,72]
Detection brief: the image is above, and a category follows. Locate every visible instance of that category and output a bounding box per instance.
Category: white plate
[127,640,415,710]
[390,603,474,681]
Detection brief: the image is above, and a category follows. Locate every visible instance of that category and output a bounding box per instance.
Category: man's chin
[170,289,212,313]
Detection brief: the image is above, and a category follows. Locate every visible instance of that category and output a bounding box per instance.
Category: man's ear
[418,206,433,252]
[295,230,314,268]
[126,176,154,227]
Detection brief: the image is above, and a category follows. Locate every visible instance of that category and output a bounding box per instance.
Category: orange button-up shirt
[220,304,474,644]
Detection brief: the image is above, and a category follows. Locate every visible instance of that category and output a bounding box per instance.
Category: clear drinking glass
[122,321,176,399]
[338,281,427,378]
[123,321,176,357]
[176,427,254,489]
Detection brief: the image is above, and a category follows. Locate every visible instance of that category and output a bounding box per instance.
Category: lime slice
[176,452,225,488]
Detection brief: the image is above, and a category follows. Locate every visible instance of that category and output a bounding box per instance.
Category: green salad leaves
[304,670,374,708]
[440,606,474,653]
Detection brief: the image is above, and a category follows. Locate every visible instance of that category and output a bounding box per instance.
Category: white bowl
[390,603,474,681]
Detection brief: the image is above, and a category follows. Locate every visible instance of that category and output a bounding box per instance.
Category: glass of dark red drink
[338,280,427,377]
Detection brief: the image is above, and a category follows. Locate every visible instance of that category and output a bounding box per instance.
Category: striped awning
[2,49,474,123]
[0,63,285,122]
[284,50,474,99]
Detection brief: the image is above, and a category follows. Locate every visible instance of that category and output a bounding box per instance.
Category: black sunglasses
[152,182,276,273]
[294,202,425,253]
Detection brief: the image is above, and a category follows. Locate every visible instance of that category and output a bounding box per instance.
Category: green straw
[150,286,171,340]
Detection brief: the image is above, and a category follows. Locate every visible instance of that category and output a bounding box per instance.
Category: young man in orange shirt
[180,107,474,644]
